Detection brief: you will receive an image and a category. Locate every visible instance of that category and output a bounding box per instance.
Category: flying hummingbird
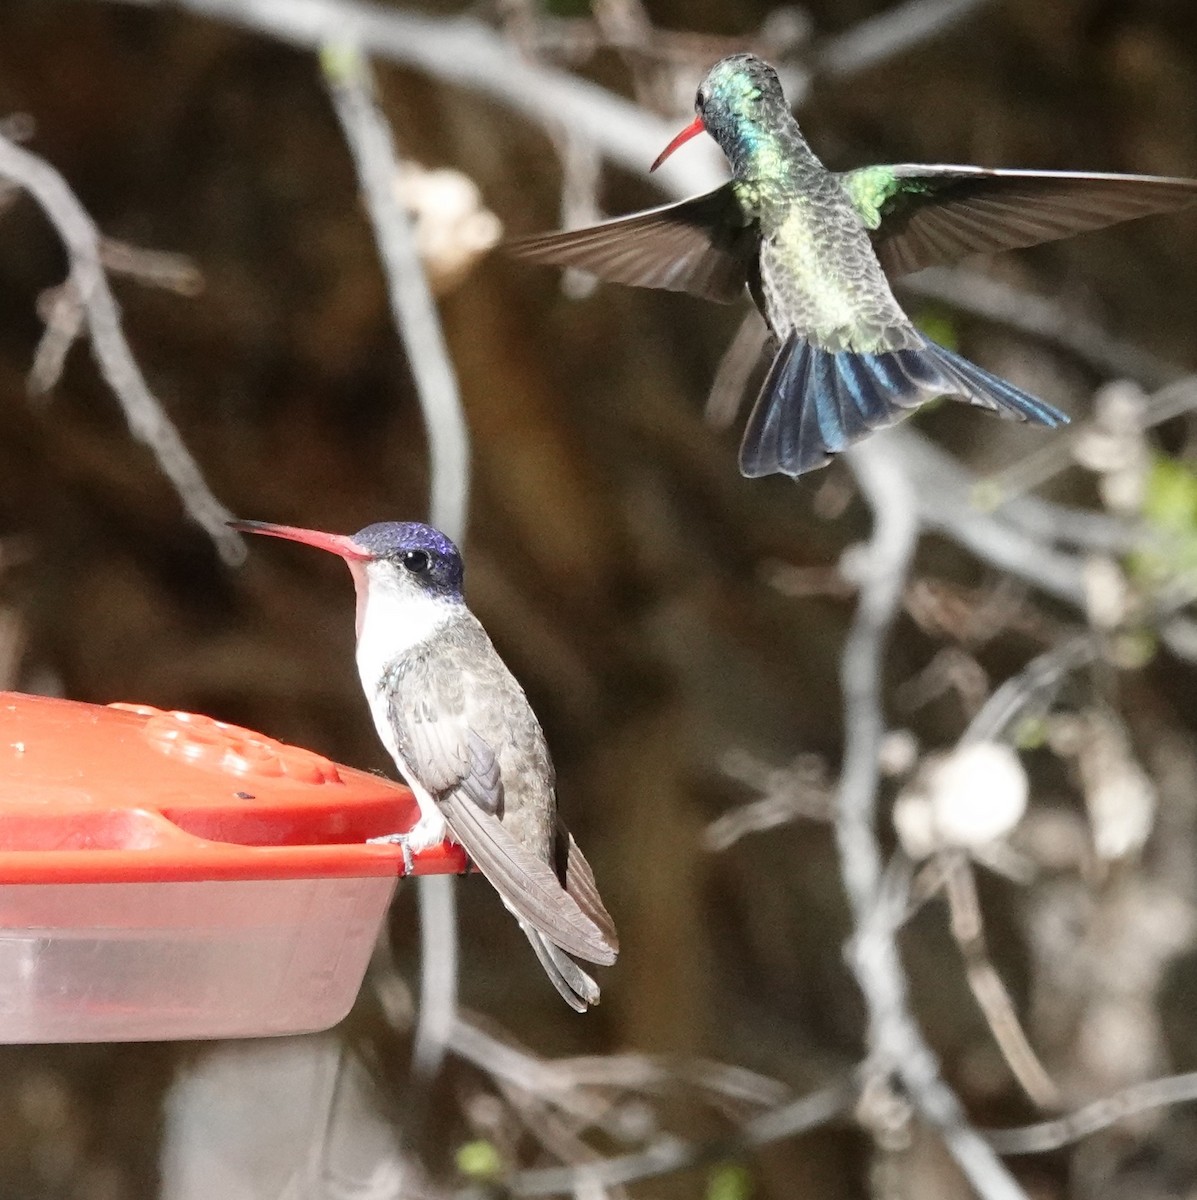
[231,518,619,1011]
[509,53,1197,479]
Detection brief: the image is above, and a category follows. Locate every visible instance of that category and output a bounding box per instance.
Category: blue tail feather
[739,333,1069,479]
[932,345,1069,427]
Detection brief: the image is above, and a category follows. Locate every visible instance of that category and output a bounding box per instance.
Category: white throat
[353,577,454,694]
[350,568,457,849]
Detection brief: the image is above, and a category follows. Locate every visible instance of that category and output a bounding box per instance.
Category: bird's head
[231,519,464,636]
[651,54,789,172]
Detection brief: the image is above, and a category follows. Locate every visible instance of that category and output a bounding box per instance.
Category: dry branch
[0,131,240,561]
[323,42,469,1086]
[839,437,1031,1200]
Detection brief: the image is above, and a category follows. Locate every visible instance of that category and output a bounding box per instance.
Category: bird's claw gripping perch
[368,831,415,875]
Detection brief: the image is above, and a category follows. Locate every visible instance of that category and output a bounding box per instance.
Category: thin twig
[98,237,204,295]
[902,268,1184,392]
[450,1014,798,1136]
[968,374,1197,514]
[900,271,1193,511]
[984,1070,1197,1155]
[819,0,994,78]
[0,132,241,562]
[123,0,727,196]
[29,239,202,395]
[889,429,1089,606]
[323,44,469,1084]
[323,45,470,543]
[961,636,1097,746]
[446,1014,847,1196]
[943,857,1059,1108]
[839,435,1029,1200]
[706,749,832,850]
[458,1080,852,1198]
[920,638,1097,1108]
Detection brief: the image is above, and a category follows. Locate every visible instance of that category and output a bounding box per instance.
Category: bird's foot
[368,815,447,875]
[368,831,415,874]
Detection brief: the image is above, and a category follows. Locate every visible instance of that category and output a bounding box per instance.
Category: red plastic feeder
[0,691,466,1043]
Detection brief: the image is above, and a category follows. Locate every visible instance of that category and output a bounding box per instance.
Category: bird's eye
[402,549,430,574]
[696,87,708,109]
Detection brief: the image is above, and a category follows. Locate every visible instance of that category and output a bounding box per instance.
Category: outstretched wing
[385,632,616,965]
[840,164,1197,277]
[506,183,756,303]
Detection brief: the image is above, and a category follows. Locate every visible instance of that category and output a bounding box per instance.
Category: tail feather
[554,823,619,953]
[521,923,601,1012]
[739,333,1068,479]
[931,344,1069,426]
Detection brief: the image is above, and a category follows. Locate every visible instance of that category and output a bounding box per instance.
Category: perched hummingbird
[231,518,618,1011]
[509,53,1197,478]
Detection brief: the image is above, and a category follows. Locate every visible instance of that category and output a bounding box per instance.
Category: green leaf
[1111,628,1158,669]
[319,42,364,87]
[1143,454,1197,531]
[1013,715,1049,751]
[1128,454,1197,587]
[970,477,1005,513]
[707,1162,754,1200]
[913,306,959,352]
[456,1140,502,1180]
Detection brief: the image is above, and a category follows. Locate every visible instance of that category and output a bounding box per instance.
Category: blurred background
[3,0,1197,1196]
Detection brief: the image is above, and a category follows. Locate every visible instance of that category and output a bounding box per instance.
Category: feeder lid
[0,692,466,884]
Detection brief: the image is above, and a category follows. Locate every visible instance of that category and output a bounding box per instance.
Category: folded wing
[386,652,617,966]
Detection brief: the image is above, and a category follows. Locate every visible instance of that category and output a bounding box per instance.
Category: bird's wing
[839,164,1197,277]
[555,819,619,953]
[505,183,756,303]
[385,644,617,966]
[438,791,616,964]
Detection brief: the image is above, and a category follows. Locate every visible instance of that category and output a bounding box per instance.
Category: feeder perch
[0,691,465,1043]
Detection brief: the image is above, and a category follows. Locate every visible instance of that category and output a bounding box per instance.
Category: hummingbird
[231,518,618,1011]
[509,53,1197,479]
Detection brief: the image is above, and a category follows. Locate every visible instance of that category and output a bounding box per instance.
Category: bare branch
[29,238,202,395]
[446,1014,848,1195]
[125,0,727,197]
[323,44,470,543]
[901,267,1184,392]
[819,0,994,78]
[839,435,1030,1200]
[323,43,469,1084]
[706,749,832,851]
[943,858,1059,1108]
[961,636,1097,746]
[468,1080,852,1198]
[836,439,922,910]
[985,1071,1197,1155]
[889,429,1089,605]
[0,131,241,562]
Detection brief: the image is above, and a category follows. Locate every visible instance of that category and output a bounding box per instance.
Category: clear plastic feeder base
[0,877,397,1042]
[0,692,466,1043]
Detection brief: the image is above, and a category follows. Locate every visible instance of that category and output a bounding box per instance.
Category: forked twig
[0,132,240,561]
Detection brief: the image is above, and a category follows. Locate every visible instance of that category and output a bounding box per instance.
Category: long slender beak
[228,520,372,561]
[650,115,705,172]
